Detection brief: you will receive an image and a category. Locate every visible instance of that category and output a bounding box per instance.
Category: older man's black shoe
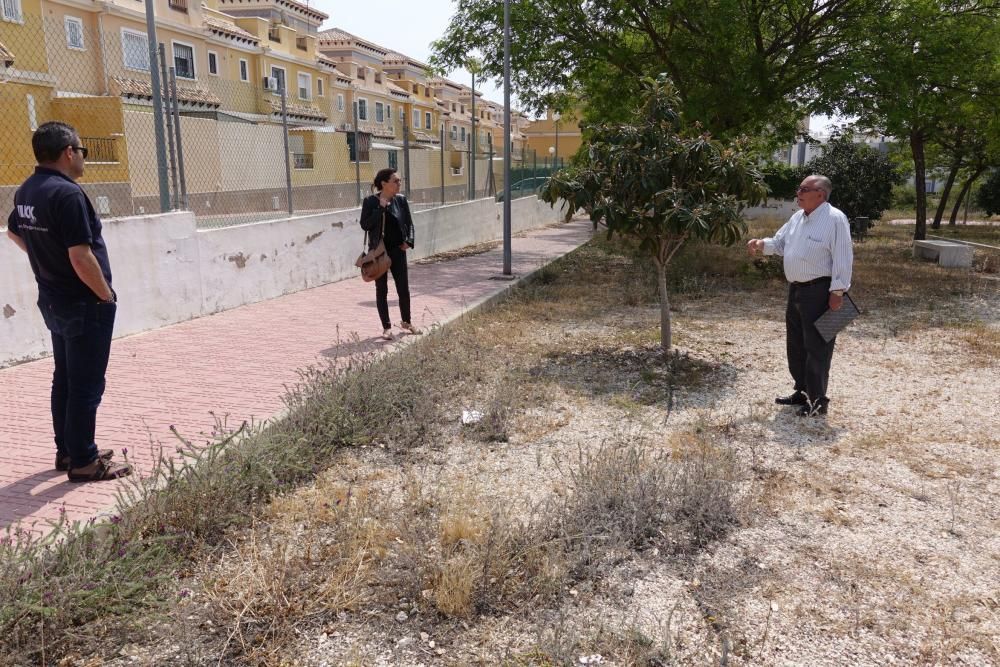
[775,391,809,406]
[796,398,829,417]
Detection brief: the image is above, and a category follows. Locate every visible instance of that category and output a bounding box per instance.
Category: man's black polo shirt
[7,166,112,303]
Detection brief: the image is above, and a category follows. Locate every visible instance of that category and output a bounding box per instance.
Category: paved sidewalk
[1,220,593,535]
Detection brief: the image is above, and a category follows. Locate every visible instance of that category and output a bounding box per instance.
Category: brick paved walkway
[0,220,593,535]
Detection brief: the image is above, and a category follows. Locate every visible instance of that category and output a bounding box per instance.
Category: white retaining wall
[1,196,563,367]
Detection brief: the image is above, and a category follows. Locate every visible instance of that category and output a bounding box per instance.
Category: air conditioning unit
[263,76,279,91]
[342,122,353,131]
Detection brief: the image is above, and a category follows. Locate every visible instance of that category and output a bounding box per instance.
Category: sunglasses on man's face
[68,145,89,159]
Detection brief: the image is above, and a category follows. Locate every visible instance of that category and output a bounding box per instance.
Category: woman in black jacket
[360,168,419,340]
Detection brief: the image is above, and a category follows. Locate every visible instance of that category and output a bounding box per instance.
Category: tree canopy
[431,0,890,141]
[838,0,1000,238]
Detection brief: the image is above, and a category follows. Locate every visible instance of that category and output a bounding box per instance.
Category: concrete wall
[744,199,799,221]
[1,196,563,366]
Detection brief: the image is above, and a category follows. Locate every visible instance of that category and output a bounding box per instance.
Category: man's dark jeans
[38,295,116,469]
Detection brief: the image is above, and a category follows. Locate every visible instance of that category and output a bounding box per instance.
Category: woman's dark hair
[372,168,397,193]
[32,121,78,163]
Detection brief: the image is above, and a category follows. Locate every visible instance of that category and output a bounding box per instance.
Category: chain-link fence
[2,13,547,230]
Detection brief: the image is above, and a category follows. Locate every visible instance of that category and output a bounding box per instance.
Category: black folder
[813,293,860,343]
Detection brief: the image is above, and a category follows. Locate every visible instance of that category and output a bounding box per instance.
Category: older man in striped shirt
[747,174,854,417]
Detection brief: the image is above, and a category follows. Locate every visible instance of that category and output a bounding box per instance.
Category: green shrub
[975,168,1000,216]
[806,136,904,220]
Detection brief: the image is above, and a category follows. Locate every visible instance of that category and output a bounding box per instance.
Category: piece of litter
[461,410,484,425]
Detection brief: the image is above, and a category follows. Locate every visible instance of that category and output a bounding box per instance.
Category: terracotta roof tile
[204,16,259,44]
[110,77,222,107]
[266,98,327,121]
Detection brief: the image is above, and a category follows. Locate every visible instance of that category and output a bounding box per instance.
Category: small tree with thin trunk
[541,76,766,352]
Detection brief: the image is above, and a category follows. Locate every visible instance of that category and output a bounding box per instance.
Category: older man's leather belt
[790,276,831,287]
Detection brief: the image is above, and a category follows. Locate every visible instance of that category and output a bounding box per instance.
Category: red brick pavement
[0,220,593,536]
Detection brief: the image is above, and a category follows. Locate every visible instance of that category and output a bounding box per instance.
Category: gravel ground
[98,241,999,666]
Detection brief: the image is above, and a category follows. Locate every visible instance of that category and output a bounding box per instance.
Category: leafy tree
[839,0,1000,239]
[540,77,766,351]
[924,100,1000,228]
[805,136,903,221]
[431,0,889,140]
[976,169,1000,216]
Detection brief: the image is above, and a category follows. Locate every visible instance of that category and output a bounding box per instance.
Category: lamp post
[552,111,560,169]
[501,0,512,275]
[548,146,554,173]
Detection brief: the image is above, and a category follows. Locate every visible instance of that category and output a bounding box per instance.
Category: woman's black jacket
[359,194,415,251]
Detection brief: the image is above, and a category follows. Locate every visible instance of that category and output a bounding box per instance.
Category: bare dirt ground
[88,222,999,667]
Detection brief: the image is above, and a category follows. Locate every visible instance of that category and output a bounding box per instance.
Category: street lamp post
[501,0,512,275]
[548,146,554,173]
[552,111,560,169]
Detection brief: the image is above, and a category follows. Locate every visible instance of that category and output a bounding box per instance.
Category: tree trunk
[910,131,928,241]
[949,167,986,226]
[932,159,961,229]
[657,260,672,352]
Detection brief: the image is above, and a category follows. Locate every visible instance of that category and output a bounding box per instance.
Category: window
[207,51,219,75]
[357,98,367,120]
[385,104,390,123]
[451,125,457,140]
[121,29,149,72]
[425,112,432,130]
[399,107,405,122]
[172,42,195,79]
[337,94,344,112]
[64,17,84,50]
[297,72,311,100]
[412,109,420,129]
[346,132,370,163]
[375,102,384,123]
[388,150,397,170]
[1,0,22,22]
[239,58,248,82]
[270,66,286,94]
[460,127,466,142]
[317,78,324,97]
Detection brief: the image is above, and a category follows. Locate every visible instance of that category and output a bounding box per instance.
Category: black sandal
[67,457,133,483]
[56,448,114,472]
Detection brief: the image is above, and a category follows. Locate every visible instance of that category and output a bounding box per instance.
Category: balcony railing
[168,0,187,12]
[81,137,118,163]
[293,153,314,170]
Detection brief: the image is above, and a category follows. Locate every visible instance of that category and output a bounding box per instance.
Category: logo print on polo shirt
[16,205,36,222]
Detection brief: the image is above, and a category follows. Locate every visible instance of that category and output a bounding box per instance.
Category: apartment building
[2,0,530,213]
[522,108,582,166]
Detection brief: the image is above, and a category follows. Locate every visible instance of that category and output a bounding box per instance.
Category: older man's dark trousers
[38,295,116,469]
[785,278,836,402]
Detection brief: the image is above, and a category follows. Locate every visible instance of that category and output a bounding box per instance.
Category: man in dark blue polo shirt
[7,121,131,482]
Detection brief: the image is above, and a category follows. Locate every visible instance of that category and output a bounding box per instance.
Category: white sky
[308,0,507,107]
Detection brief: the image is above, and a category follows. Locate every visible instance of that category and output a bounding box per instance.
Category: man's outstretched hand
[747,239,765,256]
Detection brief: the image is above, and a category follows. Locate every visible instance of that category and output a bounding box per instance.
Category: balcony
[268,27,281,43]
[293,153,314,170]
[168,0,188,12]
[296,37,308,51]
[81,137,119,163]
